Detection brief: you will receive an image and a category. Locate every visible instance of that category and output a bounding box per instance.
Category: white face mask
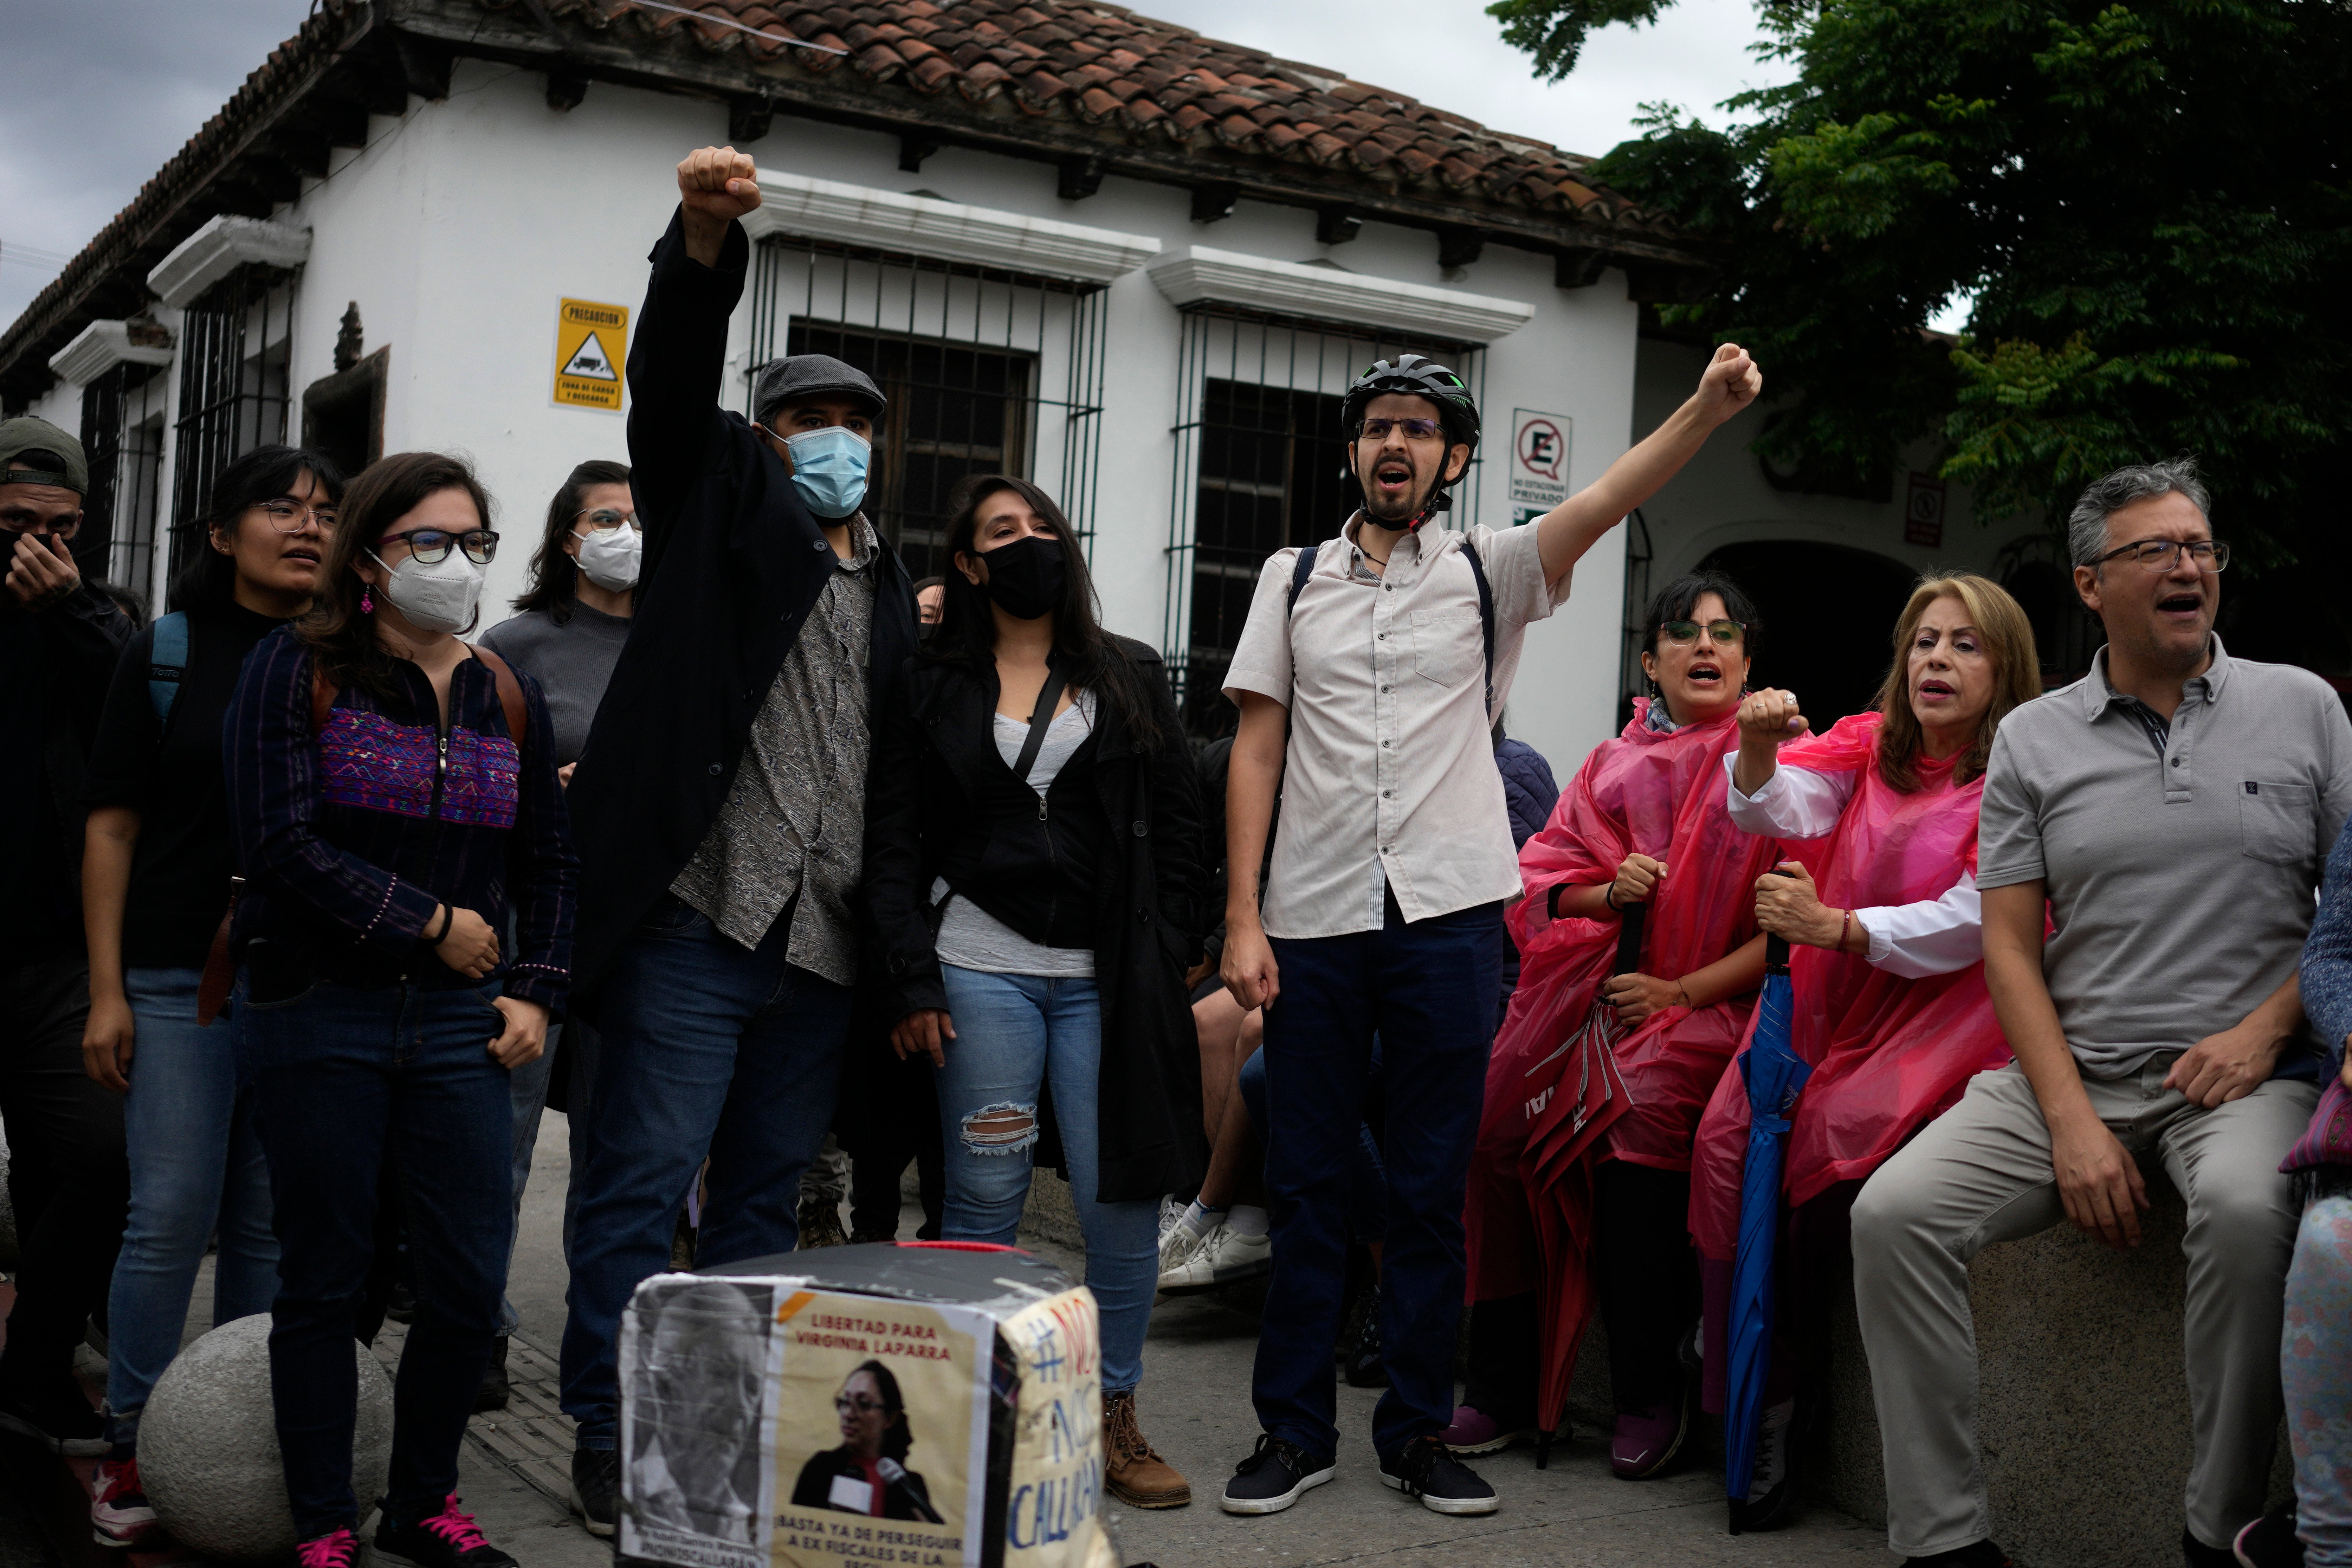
[368,547,485,635]
[573,523,641,592]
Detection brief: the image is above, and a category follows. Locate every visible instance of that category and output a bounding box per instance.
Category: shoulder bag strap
[148,611,189,725]
[1459,535,1495,719]
[468,644,530,754]
[1009,664,1072,787]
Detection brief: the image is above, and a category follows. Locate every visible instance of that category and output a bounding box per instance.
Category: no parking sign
[1510,408,1572,526]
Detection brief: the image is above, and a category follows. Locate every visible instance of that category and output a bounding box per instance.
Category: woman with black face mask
[863,475,1207,1511]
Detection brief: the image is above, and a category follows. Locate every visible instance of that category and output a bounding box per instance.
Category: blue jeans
[1254,890,1502,1463]
[560,899,851,1447]
[238,975,515,1537]
[936,966,1158,1395]
[105,968,279,1448]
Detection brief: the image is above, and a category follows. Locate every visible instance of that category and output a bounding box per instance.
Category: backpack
[1285,534,1495,717]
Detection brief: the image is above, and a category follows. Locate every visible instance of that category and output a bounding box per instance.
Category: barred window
[1164,305,1485,734]
[170,263,296,577]
[747,240,1106,585]
[78,361,168,597]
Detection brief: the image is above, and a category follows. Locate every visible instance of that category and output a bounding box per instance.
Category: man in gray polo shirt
[1849,459,2350,1568]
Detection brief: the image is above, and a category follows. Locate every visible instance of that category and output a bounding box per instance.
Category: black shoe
[473,1338,510,1414]
[0,1379,107,1457]
[372,1495,518,1567]
[570,1445,618,1537]
[1726,1397,1795,1534]
[1904,1543,2010,1567]
[384,1281,418,1324]
[2231,1511,2305,1567]
[1343,1289,1389,1388]
[1218,1434,1335,1515]
[2184,1526,2241,1567]
[1378,1435,1499,1516]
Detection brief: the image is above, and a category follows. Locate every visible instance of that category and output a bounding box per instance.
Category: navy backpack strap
[1459,536,1495,718]
[147,611,189,726]
[1286,543,1319,618]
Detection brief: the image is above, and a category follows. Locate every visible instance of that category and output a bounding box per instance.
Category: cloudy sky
[0,0,1786,329]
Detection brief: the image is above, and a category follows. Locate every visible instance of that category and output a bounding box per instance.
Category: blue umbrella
[1722,917,1811,1523]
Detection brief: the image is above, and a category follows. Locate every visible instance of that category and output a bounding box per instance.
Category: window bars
[169,263,297,579]
[745,238,1107,585]
[1162,302,1487,734]
[78,362,169,600]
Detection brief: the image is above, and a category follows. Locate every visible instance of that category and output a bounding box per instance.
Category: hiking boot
[0,1377,107,1456]
[296,1528,360,1568]
[1378,1435,1499,1516]
[1102,1390,1190,1508]
[2232,1511,2305,1567]
[1609,1395,1690,1479]
[473,1338,510,1413]
[571,1445,618,1537]
[1158,1224,1271,1292]
[797,1196,848,1249]
[1218,1433,1333,1515]
[1438,1404,1536,1456]
[373,1495,517,1568]
[90,1455,161,1548]
[1726,1397,1796,1533]
[849,1228,898,1245]
[1904,1542,2010,1567]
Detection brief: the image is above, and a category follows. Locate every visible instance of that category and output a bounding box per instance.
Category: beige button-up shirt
[1223,514,1569,939]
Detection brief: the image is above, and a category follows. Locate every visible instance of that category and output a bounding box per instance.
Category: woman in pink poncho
[1449,573,1783,1475]
[1691,573,2043,1532]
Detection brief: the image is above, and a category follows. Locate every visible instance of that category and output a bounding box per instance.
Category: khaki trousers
[1850,1057,2317,1556]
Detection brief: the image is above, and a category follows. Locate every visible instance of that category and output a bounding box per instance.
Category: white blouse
[1720,756,1982,979]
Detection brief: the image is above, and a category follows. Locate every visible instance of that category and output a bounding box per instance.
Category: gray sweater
[477,601,632,767]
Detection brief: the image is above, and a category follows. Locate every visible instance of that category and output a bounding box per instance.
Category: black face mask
[978,534,1066,621]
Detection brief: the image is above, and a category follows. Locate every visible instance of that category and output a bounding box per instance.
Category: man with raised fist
[557,147,920,1533]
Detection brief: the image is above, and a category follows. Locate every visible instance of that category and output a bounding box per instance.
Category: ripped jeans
[936,966,1158,1394]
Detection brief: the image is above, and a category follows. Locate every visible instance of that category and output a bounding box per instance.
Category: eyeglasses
[1358,417,1445,443]
[2094,537,2229,573]
[574,508,638,533]
[833,1396,887,1416]
[378,528,499,566]
[1659,619,1747,645]
[256,499,339,532]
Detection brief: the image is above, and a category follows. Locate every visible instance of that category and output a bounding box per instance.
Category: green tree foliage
[1499,0,2352,603]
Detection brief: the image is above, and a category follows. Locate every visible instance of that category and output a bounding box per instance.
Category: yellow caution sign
[552,297,628,411]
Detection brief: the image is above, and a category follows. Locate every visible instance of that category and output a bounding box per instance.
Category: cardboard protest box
[618,1243,1116,1568]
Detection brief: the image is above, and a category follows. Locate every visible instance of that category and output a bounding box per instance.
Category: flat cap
[750,354,886,425]
[0,416,88,494]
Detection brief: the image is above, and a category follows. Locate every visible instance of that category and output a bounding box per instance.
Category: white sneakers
[1158,1222,1272,1292]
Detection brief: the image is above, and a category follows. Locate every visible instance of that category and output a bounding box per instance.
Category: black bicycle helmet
[1342,354,1480,528]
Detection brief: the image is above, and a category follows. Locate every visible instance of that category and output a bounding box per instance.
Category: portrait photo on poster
[770,1293,995,1568]
[618,1276,778,1568]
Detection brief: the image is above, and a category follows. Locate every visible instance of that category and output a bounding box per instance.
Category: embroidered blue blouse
[224,624,577,1012]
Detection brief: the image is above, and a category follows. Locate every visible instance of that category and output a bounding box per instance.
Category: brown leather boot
[1103,1389,1191,1508]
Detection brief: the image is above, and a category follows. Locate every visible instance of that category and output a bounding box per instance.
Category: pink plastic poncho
[1687,711,2011,1268]
[1465,701,1782,1317]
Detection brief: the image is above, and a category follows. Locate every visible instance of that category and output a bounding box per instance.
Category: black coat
[863,643,1209,1202]
[3,582,135,945]
[790,1448,937,1522]
[566,210,919,1012]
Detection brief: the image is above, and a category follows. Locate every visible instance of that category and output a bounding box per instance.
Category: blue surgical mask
[781,425,871,520]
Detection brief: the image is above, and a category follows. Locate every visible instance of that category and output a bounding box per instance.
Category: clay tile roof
[529,0,1680,242]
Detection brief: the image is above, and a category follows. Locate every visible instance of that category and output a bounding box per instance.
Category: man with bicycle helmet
[1214,341,1762,1517]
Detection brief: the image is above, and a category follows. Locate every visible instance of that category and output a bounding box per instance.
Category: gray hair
[2066,457,2211,567]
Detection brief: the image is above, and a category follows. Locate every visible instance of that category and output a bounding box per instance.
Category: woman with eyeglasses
[222,451,576,1568]
[790,1362,938,1521]
[863,474,1205,1511]
[76,445,344,1541]
[1686,573,2038,1532]
[1453,571,1782,1479]
[473,459,632,1406]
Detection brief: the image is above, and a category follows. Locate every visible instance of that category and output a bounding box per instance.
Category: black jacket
[2,581,136,948]
[864,643,1209,1201]
[566,210,919,1011]
[790,1449,936,1522]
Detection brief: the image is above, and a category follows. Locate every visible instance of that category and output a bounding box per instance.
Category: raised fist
[678,145,760,224]
[1695,342,1763,425]
[1738,687,1808,748]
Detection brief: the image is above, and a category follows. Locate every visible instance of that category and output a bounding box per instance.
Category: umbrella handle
[1613,901,1647,977]
[1763,867,1792,972]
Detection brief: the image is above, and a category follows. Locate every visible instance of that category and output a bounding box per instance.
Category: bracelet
[1678,982,1696,1010]
[1840,908,1854,954]
[428,904,455,945]
[1603,882,1622,912]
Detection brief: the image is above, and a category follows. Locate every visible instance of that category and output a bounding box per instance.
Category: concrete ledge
[1566,1171,2292,1567]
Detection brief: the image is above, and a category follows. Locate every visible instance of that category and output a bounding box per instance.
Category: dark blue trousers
[1254,889,1502,1463]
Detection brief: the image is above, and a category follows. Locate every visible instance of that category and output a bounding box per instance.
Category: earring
[360,587,374,614]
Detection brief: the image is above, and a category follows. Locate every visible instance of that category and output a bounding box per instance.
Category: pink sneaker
[1609,1399,1690,1479]
[90,1456,160,1548]
[296,1528,360,1568]
[1438,1404,1534,1456]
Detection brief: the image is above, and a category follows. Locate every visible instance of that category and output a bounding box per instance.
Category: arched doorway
[1697,541,1919,726]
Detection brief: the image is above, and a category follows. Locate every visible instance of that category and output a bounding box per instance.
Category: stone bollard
[141,1314,396,1560]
